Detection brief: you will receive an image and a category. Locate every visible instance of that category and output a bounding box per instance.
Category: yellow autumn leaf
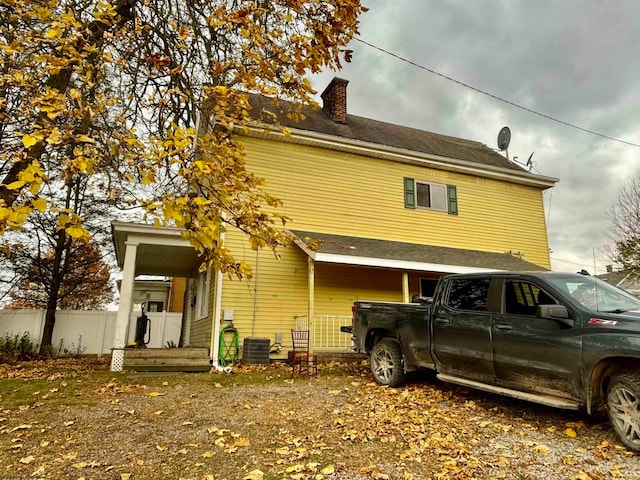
[155,445,166,451]
[64,420,75,426]
[121,474,132,480]
[22,134,38,148]
[32,198,46,212]
[19,455,35,464]
[6,180,26,190]
[73,461,88,468]
[570,472,591,480]
[286,464,305,473]
[233,437,250,447]
[564,427,577,438]
[65,225,87,240]
[531,444,550,455]
[243,470,264,480]
[11,424,32,431]
[75,135,95,143]
[148,391,165,397]
[29,181,42,195]
[610,468,624,478]
[202,450,215,458]
[44,27,62,38]
[321,465,335,475]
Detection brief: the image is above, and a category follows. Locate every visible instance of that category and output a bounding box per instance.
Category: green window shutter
[447,185,458,215]
[404,177,415,209]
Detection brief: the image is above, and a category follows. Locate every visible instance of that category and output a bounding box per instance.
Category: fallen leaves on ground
[0,358,638,479]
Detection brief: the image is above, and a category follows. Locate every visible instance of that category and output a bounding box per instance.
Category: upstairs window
[404,177,458,215]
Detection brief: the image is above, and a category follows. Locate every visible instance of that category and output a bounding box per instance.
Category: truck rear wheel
[607,373,640,453]
[370,338,406,387]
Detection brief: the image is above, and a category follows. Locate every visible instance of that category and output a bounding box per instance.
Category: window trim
[195,268,211,321]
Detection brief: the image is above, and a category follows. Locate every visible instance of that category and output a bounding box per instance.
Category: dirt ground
[1,358,640,480]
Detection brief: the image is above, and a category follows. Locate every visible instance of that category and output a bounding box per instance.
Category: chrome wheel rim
[372,347,394,383]
[609,386,640,446]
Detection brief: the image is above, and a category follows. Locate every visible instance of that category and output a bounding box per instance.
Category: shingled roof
[246,77,529,174]
[291,230,547,273]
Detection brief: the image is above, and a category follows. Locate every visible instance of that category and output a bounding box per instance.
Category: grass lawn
[0,357,638,480]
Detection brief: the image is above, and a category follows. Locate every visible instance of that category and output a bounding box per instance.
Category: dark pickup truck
[343,271,640,452]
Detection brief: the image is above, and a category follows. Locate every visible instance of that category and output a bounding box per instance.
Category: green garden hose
[218,324,239,365]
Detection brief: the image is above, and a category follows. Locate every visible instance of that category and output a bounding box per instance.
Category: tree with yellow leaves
[0,0,365,352]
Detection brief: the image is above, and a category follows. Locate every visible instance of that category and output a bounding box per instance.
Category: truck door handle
[494,324,513,330]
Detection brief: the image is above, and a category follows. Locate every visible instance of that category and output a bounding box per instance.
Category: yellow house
[185,77,557,364]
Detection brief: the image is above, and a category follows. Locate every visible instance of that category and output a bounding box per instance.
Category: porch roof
[290,230,547,274]
[111,222,200,277]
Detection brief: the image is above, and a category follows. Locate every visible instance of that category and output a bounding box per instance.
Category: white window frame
[195,268,211,320]
[415,180,448,212]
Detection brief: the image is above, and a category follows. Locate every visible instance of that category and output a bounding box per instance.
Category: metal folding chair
[291,329,318,377]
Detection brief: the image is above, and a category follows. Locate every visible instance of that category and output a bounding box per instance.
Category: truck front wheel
[607,373,640,453]
[370,338,406,387]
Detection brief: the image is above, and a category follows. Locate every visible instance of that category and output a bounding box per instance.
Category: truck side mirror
[537,304,573,327]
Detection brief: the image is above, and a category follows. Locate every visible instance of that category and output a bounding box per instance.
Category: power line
[354,37,640,148]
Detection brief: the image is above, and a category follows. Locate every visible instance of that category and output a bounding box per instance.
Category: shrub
[0,332,37,363]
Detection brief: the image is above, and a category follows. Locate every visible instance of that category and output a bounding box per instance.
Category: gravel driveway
[1,359,639,479]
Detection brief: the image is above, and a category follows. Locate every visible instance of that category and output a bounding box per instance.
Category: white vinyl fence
[0,309,183,355]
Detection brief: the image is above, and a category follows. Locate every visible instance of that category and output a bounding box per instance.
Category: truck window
[446,278,490,311]
[504,280,557,316]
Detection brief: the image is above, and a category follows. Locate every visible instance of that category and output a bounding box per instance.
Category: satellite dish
[497,126,511,151]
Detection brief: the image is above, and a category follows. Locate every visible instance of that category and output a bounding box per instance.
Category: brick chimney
[320,77,349,124]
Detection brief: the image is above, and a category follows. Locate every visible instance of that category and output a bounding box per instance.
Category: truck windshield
[546,275,640,312]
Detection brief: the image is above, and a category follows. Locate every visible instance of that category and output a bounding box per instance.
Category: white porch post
[110,240,139,372]
[308,257,315,351]
[402,272,409,303]
[210,268,224,367]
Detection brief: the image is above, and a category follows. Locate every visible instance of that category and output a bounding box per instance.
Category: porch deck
[122,347,211,372]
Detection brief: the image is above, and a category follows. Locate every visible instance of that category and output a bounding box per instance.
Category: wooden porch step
[123,347,211,372]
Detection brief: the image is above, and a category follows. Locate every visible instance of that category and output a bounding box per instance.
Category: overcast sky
[310,0,640,274]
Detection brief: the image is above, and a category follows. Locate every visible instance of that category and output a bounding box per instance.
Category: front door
[491,278,582,400]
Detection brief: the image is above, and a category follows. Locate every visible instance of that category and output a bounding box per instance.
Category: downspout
[252,249,259,337]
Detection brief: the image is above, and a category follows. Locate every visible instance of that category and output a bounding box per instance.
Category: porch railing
[294,315,353,351]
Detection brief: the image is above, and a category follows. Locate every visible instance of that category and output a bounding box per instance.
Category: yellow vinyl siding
[189,269,216,348]
[219,230,309,348]
[241,136,551,269]
[314,263,403,313]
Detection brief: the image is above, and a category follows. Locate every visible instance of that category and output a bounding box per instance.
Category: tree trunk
[38,231,69,355]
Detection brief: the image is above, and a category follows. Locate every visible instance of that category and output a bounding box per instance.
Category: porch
[117,314,359,372]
